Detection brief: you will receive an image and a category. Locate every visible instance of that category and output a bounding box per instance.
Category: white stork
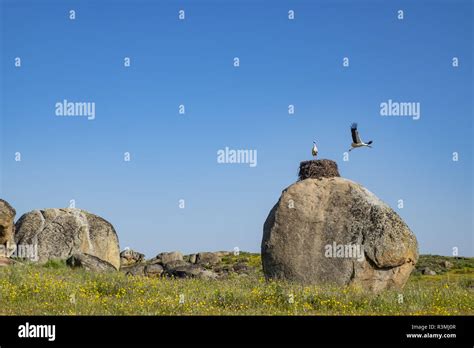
[312,141,318,158]
[348,123,373,152]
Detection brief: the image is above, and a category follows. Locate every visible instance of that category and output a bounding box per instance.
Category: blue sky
[1,0,472,257]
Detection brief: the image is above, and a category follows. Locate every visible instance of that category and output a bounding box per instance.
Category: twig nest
[298,159,340,180]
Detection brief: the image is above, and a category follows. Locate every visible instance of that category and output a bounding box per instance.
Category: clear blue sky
[1,0,472,257]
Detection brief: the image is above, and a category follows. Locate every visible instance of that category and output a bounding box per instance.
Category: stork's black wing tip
[351,122,358,129]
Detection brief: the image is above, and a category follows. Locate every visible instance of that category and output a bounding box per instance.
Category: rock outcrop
[262,162,418,292]
[0,199,16,257]
[15,208,120,269]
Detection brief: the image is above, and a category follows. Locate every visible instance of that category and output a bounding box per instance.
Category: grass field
[0,254,472,315]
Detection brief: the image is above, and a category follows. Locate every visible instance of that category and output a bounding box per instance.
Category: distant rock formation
[262,160,418,292]
[0,199,16,257]
[121,250,219,280]
[15,208,120,269]
[120,250,252,280]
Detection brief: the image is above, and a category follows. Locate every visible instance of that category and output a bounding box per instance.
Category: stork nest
[298,160,340,180]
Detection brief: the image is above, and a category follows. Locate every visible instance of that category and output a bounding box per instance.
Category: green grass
[42,259,67,269]
[0,255,472,315]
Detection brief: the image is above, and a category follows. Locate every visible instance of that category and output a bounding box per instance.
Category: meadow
[0,254,472,315]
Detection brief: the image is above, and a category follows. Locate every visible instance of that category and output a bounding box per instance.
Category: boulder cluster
[120,250,254,279]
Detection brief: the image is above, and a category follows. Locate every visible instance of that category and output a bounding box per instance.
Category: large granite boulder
[0,199,16,257]
[262,175,418,292]
[15,208,120,269]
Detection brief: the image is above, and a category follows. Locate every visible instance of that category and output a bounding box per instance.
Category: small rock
[122,264,146,276]
[0,256,14,267]
[157,251,183,265]
[163,260,188,270]
[214,251,232,258]
[196,252,221,266]
[440,260,453,269]
[233,262,248,273]
[66,253,116,273]
[120,249,145,266]
[164,264,217,280]
[146,256,161,265]
[188,254,197,264]
[199,269,218,280]
[164,264,201,278]
[145,263,164,277]
[421,267,436,275]
[214,265,232,277]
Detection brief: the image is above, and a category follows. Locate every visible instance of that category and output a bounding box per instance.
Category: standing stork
[312,141,318,158]
[348,123,373,152]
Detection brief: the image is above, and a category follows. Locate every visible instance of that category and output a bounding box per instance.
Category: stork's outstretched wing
[351,123,361,144]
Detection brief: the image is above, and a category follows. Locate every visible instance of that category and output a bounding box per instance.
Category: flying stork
[312,141,318,158]
[348,123,373,152]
